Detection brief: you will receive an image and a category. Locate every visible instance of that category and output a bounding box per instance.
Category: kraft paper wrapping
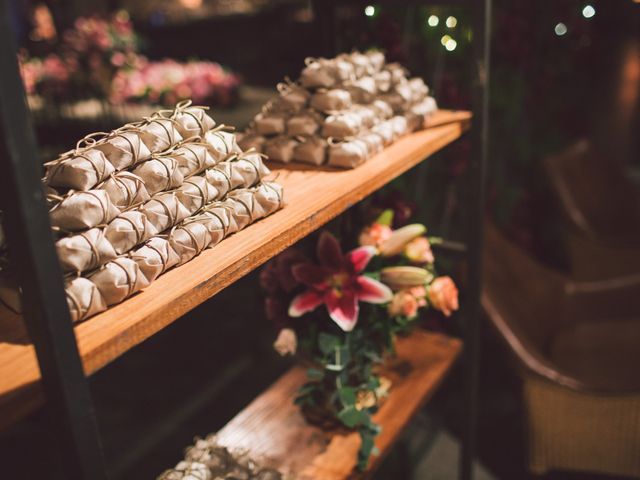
[131,237,180,283]
[56,228,117,273]
[94,130,152,170]
[132,156,184,195]
[310,88,352,113]
[65,277,107,323]
[49,190,121,232]
[139,191,191,233]
[44,149,115,191]
[88,257,149,306]
[105,210,158,255]
[138,117,184,153]
[98,171,150,210]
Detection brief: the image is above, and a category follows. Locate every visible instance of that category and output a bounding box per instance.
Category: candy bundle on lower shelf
[158,435,282,480]
[42,101,284,322]
[239,50,437,169]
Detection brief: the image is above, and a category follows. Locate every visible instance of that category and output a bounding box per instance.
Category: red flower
[288,232,393,332]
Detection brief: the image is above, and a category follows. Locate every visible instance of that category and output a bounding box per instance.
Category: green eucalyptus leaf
[306,368,324,380]
[318,332,340,355]
[338,406,368,428]
[338,387,357,407]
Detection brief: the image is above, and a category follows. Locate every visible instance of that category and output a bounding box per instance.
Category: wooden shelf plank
[216,330,463,479]
[0,110,470,428]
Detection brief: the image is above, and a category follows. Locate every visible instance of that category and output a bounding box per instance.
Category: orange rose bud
[388,290,419,318]
[428,276,459,317]
[359,222,393,248]
[404,237,434,264]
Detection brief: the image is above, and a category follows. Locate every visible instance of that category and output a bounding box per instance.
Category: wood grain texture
[0,110,470,427]
[216,330,462,479]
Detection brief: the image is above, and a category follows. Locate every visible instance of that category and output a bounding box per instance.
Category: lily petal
[325,290,359,332]
[356,276,393,304]
[292,263,330,288]
[288,289,323,317]
[346,245,377,273]
[317,231,344,269]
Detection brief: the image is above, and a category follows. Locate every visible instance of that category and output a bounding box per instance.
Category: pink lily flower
[288,232,393,332]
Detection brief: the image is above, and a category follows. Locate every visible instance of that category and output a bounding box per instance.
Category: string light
[364,5,375,17]
[427,15,439,27]
[582,5,595,18]
[445,38,458,51]
[554,22,568,36]
[441,34,452,46]
[446,16,458,28]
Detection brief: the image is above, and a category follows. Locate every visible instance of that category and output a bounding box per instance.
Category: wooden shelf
[216,330,462,479]
[0,110,470,428]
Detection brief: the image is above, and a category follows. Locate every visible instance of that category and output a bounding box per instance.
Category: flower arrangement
[18,10,240,108]
[109,58,240,107]
[260,209,459,470]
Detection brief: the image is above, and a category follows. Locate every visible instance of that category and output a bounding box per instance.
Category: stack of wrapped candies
[158,435,282,480]
[239,50,437,169]
[42,100,283,323]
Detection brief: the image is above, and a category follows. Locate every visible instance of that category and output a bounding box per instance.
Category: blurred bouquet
[110,58,240,107]
[18,10,240,108]
[260,209,459,470]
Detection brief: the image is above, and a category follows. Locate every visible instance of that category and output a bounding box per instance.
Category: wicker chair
[543,140,640,280]
[482,222,640,477]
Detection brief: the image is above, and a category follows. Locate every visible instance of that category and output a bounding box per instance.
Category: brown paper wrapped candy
[371,120,395,146]
[412,97,438,118]
[191,205,233,246]
[169,221,212,265]
[204,130,242,161]
[310,88,352,113]
[409,77,429,103]
[352,105,378,128]
[49,190,121,231]
[386,62,409,85]
[300,58,339,89]
[286,111,321,137]
[361,132,384,156]
[390,115,409,139]
[345,51,372,77]
[322,111,363,139]
[294,136,327,166]
[176,176,220,214]
[94,130,152,170]
[371,99,394,120]
[366,50,385,72]
[170,142,217,179]
[327,139,369,169]
[171,102,216,138]
[203,168,233,200]
[89,257,149,306]
[230,152,271,188]
[139,191,191,233]
[65,277,107,323]
[264,136,298,163]
[133,156,184,195]
[254,113,287,136]
[344,76,378,103]
[276,81,310,112]
[45,149,115,191]
[374,70,392,93]
[226,182,284,230]
[105,211,158,255]
[131,237,180,283]
[138,117,184,153]
[56,228,117,273]
[98,171,150,210]
[158,461,211,480]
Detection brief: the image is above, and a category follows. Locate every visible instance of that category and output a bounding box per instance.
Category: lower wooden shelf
[216,330,462,479]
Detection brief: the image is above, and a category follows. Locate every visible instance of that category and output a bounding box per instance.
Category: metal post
[0,2,108,479]
[461,0,491,479]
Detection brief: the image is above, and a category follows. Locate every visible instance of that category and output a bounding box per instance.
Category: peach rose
[359,223,392,248]
[273,328,297,356]
[404,237,434,264]
[428,276,459,317]
[388,290,419,319]
[409,285,428,307]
